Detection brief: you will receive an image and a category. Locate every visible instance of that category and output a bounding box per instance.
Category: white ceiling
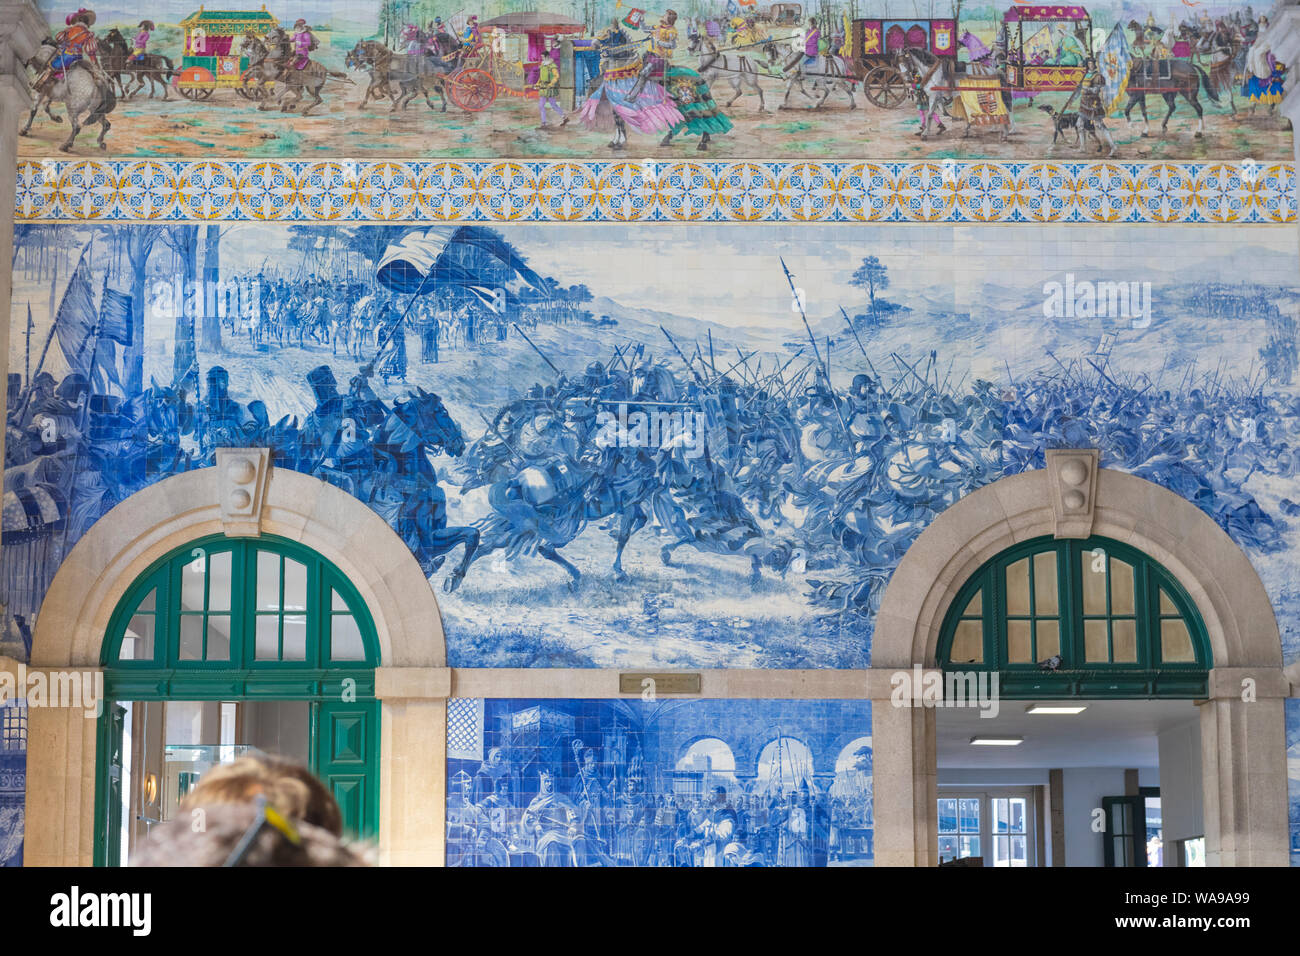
[936,699,1201,769]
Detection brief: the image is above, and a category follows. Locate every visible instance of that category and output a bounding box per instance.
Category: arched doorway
[94,535,381,865]
[23,459,449,866]
[869,454,1290,867]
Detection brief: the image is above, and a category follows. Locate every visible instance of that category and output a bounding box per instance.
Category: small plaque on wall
[619,672,702,696]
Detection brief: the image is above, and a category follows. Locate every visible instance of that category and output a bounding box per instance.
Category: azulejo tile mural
[445,698,871,866]
[14,1,1293,161]
[14,159,1298,224]
[5,221,1300,670]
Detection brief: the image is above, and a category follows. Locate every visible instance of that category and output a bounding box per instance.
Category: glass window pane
[1161,619,1195,663]
[283,559,307,612]
[137,587,156,613]
[1005,558,1030,615]
[256,552,281,611]
[1084,620,1109,662]
[1160,588,1177,615]
[1010,835,1027,865]
[1035,620,1060,661]
[282,615,307,661]
[1007,620,1032,663]
[993,798,1009,833]
[1112,619,1137,662]
[206,615,231,661]
[959,836,980,859]
[207,551,232,612]
[179,614,203,660]
[1009,798,1026,834]
[1110,558,1135,615]
[950,621,983,664]
[123,614,155,661]
[181,554,205,612]
[938,836,959,860]
[959,798,979,833]
[331,588,348,613]
[331,614,366,661]
[1033,551,1058,614]
[254,615,279,660]
[1082,550,1108,614]
[937,799,957,833]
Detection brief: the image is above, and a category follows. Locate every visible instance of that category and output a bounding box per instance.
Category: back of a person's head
[181,753,344,836]
[131,802,367,867]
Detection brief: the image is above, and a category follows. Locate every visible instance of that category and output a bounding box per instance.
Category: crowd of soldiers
[448,330,1295,616]
[447,742,872,867]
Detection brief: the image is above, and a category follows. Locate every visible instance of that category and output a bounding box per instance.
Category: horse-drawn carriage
[175,5,279,100]
[1000,5,1095,94]
[847,17,959,108]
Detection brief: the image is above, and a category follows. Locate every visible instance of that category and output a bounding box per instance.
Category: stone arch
[868,456,1289,867]
[22,459,449,865]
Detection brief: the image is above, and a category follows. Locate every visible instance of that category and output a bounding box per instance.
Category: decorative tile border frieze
[14,159,1294,224]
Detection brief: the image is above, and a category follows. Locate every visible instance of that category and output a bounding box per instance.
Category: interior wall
[243,701,311,761]
[1061,767,1158,867]
[1158,717,1204,848]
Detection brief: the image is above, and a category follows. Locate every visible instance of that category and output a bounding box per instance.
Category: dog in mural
[21,37,116,153]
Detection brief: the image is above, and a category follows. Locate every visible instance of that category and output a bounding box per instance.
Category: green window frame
[102,534,379,697]
[937,536,1211,699]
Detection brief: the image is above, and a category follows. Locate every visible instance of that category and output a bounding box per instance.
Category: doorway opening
[95,535,381,866]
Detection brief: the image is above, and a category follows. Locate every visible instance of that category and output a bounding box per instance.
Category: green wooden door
[312,699,380,840]
[94,703,127,868]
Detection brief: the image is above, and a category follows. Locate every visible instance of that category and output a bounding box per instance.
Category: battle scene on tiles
[4,222,1300,669]
[445,698,871,866]
[14,0,1293,159]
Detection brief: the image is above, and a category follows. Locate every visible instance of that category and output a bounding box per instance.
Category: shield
[933,27,952,53]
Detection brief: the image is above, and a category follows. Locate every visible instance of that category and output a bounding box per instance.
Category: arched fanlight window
[105,535,379,674]
[938,536,1211,698]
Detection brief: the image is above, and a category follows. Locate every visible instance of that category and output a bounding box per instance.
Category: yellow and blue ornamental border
[15,159,1295,225]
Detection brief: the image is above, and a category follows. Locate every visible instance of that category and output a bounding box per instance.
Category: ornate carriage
[1000,5,1095,93]
[175,5,280,101]
[849,17,960,108]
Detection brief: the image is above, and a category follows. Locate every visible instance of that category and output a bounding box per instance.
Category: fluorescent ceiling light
[970,736,1024,746]
[1025,704,1088,715]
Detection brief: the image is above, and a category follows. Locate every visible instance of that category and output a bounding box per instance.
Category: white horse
[762,39,858,110]
[688,31,766,110]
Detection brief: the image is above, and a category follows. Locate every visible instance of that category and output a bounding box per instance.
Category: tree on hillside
[849,255,890,328]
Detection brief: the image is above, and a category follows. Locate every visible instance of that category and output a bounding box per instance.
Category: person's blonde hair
[132,803,367,867]
[180,753,343,836]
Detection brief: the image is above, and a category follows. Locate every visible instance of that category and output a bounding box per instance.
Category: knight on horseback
[290,19,317,74]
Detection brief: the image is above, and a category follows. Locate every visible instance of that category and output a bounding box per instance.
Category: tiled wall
[446,698,871,866]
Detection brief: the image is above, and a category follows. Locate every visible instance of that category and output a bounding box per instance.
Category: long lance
[363,262,438,377]
[705,350,758,389]
[758,348,803,394]
[780,257,853,449]
[892,351,936,396]
[477,409,522,462]
[661,325,705,384]
[707,329,717,373]
[839,306,871,364]
[513,322,563,377]
[24,303,33,387]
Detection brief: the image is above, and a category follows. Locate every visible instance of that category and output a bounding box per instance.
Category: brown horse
[345,37,462,112]
[101,28,174,100]
[239,26,349,115]
[1122,56,1221,138]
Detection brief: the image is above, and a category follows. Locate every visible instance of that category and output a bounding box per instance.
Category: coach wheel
[864,66,908,109]
[449,68,497,112]
[179,85,213,101]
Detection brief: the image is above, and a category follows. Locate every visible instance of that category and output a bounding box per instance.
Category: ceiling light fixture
[969,736,1024,746]
[1025,704,1088,715]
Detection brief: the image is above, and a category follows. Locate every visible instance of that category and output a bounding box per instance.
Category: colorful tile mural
[445,698,871,866]
[4,221,1300,670]
[13,1,1292,161]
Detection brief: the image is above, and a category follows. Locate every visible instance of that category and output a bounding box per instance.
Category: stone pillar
[1254,2,1300,164]
[0,0,49,477]
[1200,667,1291,867]
[375,666,451,866]
[867,667,938,866]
